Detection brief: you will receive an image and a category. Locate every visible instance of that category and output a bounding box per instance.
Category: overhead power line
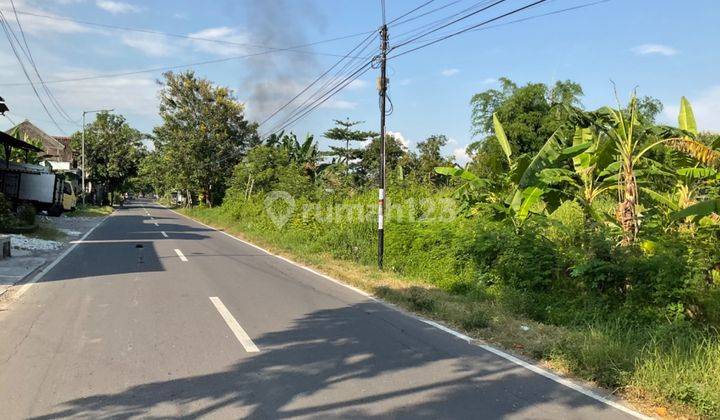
[5,8,374,58]
[0,10,65,133]
[390,0,550,58]
[259,31,378,128]
[408,0,611,45]
[7,0,76,123]
[260,35,379,135]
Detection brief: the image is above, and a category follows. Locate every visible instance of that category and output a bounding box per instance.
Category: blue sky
[0,0,718,162]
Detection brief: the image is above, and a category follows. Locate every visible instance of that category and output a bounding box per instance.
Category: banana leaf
[672,198,720,220]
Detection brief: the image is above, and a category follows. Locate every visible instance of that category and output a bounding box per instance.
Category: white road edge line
[174,249,188,262]
[12,215,111,300]
[161,231,168,238]
[167,206,648,419]
[209,296,259,352]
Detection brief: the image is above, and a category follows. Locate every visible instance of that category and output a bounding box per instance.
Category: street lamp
[81,108,114,205]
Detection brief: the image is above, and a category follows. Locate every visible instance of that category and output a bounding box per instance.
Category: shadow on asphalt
[39,204,212,282]
[29,301,625,419]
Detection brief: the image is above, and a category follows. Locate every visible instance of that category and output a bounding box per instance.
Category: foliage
[153,71,259,206]
[323,119,377,179]
[17,204,36,226]
[0,193,15,229]
[70,112,145,202]
[159,76,720,415]
[7,128,43,164]
[470,78,583,155]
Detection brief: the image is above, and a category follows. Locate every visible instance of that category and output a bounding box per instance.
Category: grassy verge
[179,206,718,419]
[65,205,114,218]
[26,223,67,241]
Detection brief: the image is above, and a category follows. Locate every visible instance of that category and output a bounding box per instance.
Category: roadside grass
[180,206,718,419]
[26,223,67,241]
[65,205,113,218]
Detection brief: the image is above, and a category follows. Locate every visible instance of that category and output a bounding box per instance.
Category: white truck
[0,161,77,216]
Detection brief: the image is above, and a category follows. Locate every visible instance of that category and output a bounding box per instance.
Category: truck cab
[61,179,77,212]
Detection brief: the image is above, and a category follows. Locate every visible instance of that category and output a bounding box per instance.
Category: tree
[470,78,584,156]
[415,134,453,185]
[153,71,259,206]
[70,112,144,204]
[7,129,43,164]
[323,119,377,177]
[357,134,408,184]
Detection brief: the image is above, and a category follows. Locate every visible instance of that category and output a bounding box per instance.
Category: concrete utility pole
[81,108,113,205]
[377,25,388,270]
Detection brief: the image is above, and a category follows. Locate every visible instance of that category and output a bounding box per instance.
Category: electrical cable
[0,11,65,133]
[389,0,550,59]
[7,0,76,123]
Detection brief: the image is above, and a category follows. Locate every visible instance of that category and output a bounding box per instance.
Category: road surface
[0,200,641,419]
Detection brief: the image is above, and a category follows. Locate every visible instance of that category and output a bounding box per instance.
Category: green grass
[65,205,113,218]
[179,203,720,418]
[25,223,67,241]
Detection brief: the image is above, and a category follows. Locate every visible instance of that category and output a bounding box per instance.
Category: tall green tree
[70,112,144,203]
[415,134,453,185]
[153,71,258,206]
[470,78,584,156]
[323,119,377,176]
[358,134,408,184]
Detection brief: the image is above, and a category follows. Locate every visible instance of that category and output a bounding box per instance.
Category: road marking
[209,297,259,352]
[153,222,159,227]
[167,205,648,419]
[8,215,111,300]
[161,231,168,238]
[174,249,188,262]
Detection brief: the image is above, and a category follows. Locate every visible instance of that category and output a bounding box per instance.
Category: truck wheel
[47,205,63,217]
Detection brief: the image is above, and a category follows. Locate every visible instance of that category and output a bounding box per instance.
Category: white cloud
[441,68,460,77]
[121,33,175,57]
[347,79,368,90]
[632,44,678,56]
[0,0,89,34]
[0,64,159,134]
[447,137,458,145]
[481,78,497,84]
[453,147,470,165]
[664,86,720,132]
[187,26,248,56]
[387,131,409,148]
[319,99,357,110]
[96,0,140,14]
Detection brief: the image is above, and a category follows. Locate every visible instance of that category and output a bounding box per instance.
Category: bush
[0,193,15,229]
[17,204,36,226]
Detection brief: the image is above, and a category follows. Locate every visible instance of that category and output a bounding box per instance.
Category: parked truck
[0,161,77,216]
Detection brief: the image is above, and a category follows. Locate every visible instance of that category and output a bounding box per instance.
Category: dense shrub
[0,193,15,229]
[17,204,36,226]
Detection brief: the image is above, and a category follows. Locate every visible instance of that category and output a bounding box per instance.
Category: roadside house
[4,120,76,168]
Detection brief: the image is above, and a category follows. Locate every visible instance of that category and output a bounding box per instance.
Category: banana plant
[436,113,589,229]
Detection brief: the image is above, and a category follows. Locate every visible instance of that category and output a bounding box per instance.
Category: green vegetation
[26,223,66,242]
[145,77,720,417]
[65,205,114,218]
[70,112,146,204]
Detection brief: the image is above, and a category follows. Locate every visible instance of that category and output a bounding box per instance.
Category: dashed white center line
[161,231,168,238]
[174,248,188,262]
[209,297,259,353]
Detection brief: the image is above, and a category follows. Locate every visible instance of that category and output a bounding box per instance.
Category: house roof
[5,120,73,162]
[6,120,65,150]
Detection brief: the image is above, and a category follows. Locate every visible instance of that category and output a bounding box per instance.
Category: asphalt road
[0,200,642,419]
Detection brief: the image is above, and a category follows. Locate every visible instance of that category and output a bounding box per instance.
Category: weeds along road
[0,199,643,419]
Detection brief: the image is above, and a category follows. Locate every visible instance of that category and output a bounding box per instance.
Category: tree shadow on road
[29,301,631,419]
